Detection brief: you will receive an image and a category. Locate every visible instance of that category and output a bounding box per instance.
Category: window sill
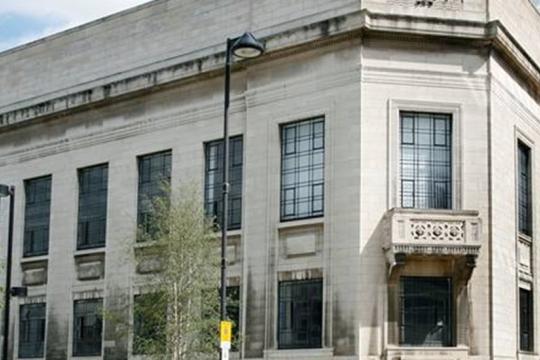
[20,255,48,264]
[264,348,333,359]
[519,233,533,245]
[519,351,538,359]
[212,229,242,238]
[74,247,105,258]
[278,217,324,230]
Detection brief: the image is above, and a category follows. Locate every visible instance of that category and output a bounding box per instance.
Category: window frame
[388,100,462,210]
[23,175,52,258]
[279,117,326,222]
[72,298,103,357]
[203,135,244,231]
[399,276,454,347]
[516,135,534,238]
[399,111,453,210]
[136,150,172,239]
[277,278,323,350]
[77,163,109,250]
[519,287,535,352]
[18,303,46,359]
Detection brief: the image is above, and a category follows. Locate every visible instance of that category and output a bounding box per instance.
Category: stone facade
[0,0,539,359]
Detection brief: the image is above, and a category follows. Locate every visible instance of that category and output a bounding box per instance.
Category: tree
[133,184,221,359]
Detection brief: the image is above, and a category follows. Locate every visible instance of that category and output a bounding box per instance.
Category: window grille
[73,299,103,356]
[19,303,46,358]
[137,150,172,239]
[400,277,453,347]
[204,136,243,230]
[77,164,108,249]
[520,288,534,352]
[280,118,325,221]
[278,279,322,349]
[24,176,52,257]
[400,112,452,209]
[518,142,532,236]
[133,293,166,354]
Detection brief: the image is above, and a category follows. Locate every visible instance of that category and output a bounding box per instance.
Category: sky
[0,0,152,52]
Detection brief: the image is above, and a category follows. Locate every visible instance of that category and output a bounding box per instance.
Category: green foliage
[134,184,221,359]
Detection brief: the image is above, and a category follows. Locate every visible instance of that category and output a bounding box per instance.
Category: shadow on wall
[360,215,388,357]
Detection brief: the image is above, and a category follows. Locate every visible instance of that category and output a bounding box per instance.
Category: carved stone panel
[21,260,48,286]
[518,238,532,276]
[388,0,464,10]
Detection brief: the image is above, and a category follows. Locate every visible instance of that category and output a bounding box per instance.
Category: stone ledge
[0,11,538,130]
[385,346,469,360]
[264,348,334,360]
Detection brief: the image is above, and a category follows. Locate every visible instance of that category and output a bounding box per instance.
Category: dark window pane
[133,293,167,355]
[281,118,325,221]
[73,299,103,356]
[24,176,52,257]
[520,288,534,352]
[400,112,452,209]
[227,286,240,351]
[19,303,46,358]
[77,164,108,250]
[518,142,532,236]
[137,150,172,239]
[278,279,322,349]
[400,277,453,347]
[204,136,243,230]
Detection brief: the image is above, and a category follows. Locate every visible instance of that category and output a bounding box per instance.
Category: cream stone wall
[1,0,540,360]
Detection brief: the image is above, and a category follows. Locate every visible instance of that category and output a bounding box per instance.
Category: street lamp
[220,32,264,359]
[0,185,14,360]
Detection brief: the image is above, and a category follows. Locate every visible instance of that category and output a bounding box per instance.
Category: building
[0,0,540,358]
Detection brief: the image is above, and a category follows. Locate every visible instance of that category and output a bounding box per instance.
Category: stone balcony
[382,208,482,277]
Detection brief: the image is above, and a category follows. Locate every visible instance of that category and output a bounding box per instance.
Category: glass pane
[23,176,51,257]
[278,280,322,349]
[137,151,172,239]
[400,112,452,209]
[77,164,108,250]
[280,118,325,221]
[19,303,46,358]
[204,136,243,230]
[400,277,452,347]
[73,299,103,357]
[518,142,532,236]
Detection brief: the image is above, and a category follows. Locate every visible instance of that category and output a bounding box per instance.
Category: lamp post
[221,33,264,359]
[0,185,14,360]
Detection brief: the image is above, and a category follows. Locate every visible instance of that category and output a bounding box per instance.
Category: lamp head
[0,184,12,198]
[231,32,265,59]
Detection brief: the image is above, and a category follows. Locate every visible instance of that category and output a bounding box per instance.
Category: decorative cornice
[0,10,539,131]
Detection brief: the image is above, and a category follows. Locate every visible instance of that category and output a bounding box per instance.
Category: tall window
[137,150,172,238]
[278,279,322,349]
[24,176,52,257]
[133,293,166,354]
[77,164,108,250]
[281,118,324,221]
[19,303,46,358]
[400,277,453,347]
[73,299,103,356]
[400,112,452,209]
[520,288,534,352]
[204,136,243,230]
[518,142,532,236]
